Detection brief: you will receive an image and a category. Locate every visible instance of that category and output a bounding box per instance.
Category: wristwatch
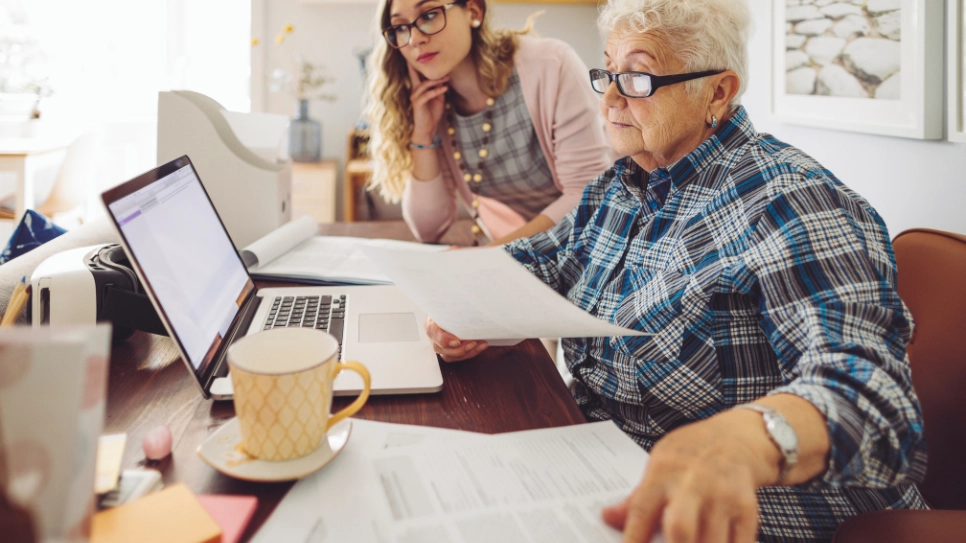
[734,403,799,484]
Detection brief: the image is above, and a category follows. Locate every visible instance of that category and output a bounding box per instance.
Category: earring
[472,20,481,28]
[710,115,718,129]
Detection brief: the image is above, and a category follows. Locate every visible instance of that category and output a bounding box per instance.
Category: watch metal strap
[734,403,798,484]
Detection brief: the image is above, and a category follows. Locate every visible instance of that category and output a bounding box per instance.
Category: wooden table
[103,220,585,541]
[0,138,70,222]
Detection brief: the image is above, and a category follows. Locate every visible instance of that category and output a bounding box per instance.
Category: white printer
[157,90,292,249]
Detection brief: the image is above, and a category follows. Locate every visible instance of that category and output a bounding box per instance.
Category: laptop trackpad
[358,313,420,343]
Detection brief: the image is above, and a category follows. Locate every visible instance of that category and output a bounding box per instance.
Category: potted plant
[256,25,336,163]
[0,2,53,134]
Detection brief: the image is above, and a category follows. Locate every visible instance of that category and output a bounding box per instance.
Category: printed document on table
[240,216,446,285]
[361,246,650,342]
[371,421,659,543]
[252,420,661,543]
[250,419,486,543]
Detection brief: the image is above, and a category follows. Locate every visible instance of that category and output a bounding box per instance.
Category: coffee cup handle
[326,361,371,430]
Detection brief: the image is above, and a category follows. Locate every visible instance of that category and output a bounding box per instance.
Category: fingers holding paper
[424,316,488,362]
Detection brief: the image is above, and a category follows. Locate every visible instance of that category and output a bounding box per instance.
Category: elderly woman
[426,0,928,540]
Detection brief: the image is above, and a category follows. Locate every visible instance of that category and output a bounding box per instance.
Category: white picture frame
[949,0,966,143]
[771,0,943,140]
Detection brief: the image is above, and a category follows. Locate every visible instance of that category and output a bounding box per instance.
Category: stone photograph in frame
[949,0,966,143]
[771,0,943,140]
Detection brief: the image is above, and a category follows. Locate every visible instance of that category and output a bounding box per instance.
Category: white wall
[254,1,603,219]
[744,0,966,237]
[255,0,966,235]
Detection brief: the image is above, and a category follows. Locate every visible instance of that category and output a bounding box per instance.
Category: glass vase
[288,98,321,162]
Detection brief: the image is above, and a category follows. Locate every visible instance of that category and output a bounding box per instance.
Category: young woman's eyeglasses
[589,68,724,98]
[382,1,465,49]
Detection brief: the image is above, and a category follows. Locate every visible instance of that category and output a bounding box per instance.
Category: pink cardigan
[402,36,611,243]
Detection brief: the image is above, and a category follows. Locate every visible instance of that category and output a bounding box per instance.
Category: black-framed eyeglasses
[589,68,724,98]
[382,1,465,49]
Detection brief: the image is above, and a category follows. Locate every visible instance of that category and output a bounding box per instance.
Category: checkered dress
[452,70,559,221]
[505,106,928,542]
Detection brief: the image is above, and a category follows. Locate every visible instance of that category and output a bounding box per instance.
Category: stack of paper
[241,216,445,285]
[252,420,658,543]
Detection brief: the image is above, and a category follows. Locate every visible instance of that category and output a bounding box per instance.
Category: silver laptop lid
[102,156,255,395]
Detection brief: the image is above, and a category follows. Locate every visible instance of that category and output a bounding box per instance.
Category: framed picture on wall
[770,0,943,140]
[949,0,966,143]
[489,0,599,3]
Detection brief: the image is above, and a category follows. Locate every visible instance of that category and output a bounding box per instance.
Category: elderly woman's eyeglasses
[589,68,724,98]
[382,1,465,49]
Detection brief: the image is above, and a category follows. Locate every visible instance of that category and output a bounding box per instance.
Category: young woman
[366,0,611,245]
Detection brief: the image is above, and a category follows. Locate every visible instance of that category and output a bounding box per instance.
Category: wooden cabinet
[291,160,336,224]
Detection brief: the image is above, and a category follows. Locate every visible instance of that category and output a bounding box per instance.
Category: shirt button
[649,202,658,210]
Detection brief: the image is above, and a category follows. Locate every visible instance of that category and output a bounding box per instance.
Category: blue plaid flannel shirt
[505,106,928,542]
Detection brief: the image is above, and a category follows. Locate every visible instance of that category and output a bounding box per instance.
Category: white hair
[597,0,752,108]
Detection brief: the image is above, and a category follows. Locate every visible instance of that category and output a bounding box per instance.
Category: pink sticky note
[196,495,258,543]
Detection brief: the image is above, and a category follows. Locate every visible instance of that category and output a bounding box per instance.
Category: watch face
[767,418,798,450]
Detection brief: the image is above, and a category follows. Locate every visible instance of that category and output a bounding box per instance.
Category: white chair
[0,133,100,225]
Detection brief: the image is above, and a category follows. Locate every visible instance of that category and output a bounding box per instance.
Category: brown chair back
[893,228,966,509]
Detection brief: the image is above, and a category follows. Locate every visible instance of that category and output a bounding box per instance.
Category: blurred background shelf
[344,128,373,222]
[292,160,337,224]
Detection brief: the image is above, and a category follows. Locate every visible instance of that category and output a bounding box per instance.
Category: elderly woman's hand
[424,316,489,362]
[602,409,783,543]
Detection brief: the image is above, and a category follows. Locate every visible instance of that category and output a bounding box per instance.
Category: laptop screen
[104,158,253,373]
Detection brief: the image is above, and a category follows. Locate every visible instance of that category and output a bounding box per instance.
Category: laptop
[102,155,443,400]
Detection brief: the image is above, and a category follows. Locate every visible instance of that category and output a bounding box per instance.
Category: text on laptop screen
[107,165,250,369]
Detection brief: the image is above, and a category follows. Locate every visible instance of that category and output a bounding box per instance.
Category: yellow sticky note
[92,483,222,543]
[95,433,127,494]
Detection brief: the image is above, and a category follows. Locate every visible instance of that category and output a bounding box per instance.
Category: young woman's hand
[424,316,488,362]
[408,63,449,144]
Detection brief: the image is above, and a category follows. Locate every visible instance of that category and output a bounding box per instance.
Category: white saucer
[197,417,352,482]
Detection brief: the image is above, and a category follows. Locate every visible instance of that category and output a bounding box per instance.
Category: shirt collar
[661,105,755,190]
[614,157,646,200]
[614,157,673,211]
[614,105,755,199]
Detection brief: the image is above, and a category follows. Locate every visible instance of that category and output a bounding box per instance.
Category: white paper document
[251,419,485,543]
[361,246,650,342]
[372,421,651,543]
[241,216,446,285]
[252,420,658,543]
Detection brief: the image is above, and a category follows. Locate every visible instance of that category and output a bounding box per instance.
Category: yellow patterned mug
[227,328,371,461]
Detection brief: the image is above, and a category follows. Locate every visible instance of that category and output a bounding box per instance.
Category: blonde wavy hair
[365,0,534,203]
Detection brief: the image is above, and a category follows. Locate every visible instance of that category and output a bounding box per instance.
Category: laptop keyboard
[263,295,347,358]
